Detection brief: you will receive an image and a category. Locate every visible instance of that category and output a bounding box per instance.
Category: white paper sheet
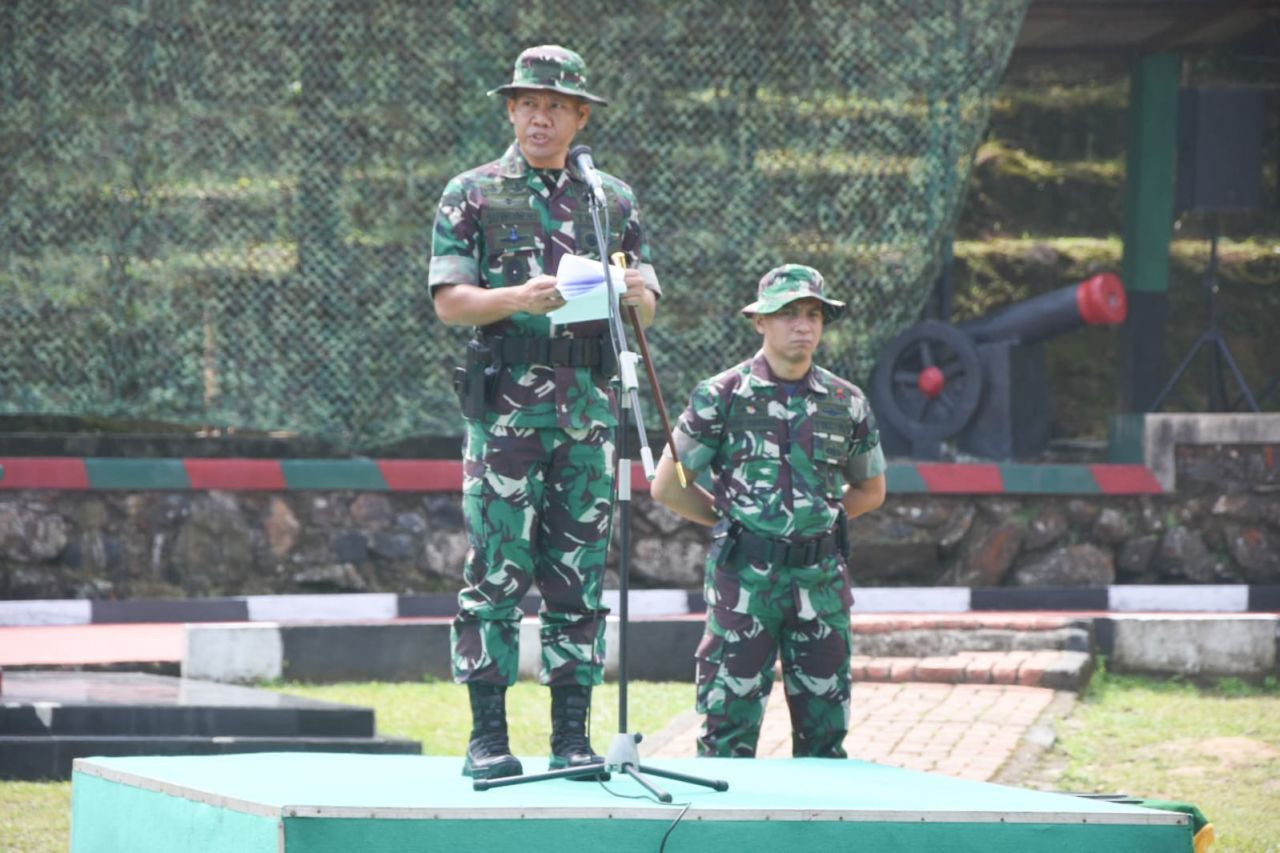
[550,253,625,324]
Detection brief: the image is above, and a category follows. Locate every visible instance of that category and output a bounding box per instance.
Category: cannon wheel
[871,320,983,443]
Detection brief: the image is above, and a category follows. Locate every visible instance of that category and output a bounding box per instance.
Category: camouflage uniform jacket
[428,142,660,431]
[673,351,886,540]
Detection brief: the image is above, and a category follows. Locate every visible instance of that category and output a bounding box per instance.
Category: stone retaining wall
[2,445,1276,600]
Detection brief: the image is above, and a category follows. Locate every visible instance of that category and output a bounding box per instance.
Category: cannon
[870,273,1127,459]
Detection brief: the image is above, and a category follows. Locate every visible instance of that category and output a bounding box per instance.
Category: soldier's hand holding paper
[516,274,565,316]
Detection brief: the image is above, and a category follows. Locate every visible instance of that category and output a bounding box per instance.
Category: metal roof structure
[1017,0,1279,55]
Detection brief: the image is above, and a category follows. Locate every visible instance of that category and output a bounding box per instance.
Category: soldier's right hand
[520,275,566,316]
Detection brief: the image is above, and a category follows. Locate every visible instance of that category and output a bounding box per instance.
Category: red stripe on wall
[0,458,90,489]
[917,463,1004,493]
[379,460,463,491]
[1089,464,1164,494]
[184,459,288,490]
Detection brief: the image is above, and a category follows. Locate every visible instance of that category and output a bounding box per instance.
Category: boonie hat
[741,264,845,323]
[488,45,608,106]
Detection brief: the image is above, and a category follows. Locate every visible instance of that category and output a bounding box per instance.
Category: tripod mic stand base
[473,732,730,800]
[606,731,642,766]
[604,731,730,802]
[472,761,612,791]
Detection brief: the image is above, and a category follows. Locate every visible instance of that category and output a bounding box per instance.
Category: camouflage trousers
[451,421,614,687]
[695,529,854,758]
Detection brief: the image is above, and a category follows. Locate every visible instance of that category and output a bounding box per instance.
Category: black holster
[453,338,497,419]
[711,517,736,565]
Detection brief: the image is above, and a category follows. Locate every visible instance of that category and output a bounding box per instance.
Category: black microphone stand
[475,181,728,802]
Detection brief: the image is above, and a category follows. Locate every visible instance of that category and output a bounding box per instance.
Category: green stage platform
[71,753,1192,852]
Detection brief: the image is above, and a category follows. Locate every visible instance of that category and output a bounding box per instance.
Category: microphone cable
[593,776,694,853]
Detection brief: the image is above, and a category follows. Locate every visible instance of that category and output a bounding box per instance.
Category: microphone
[569,144,606,205]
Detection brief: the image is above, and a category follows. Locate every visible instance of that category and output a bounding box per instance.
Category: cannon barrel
[870,271,1129,458]
[957,273,1127,345]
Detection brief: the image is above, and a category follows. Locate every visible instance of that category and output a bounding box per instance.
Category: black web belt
[489,335,610,368]
[732,525,842,567]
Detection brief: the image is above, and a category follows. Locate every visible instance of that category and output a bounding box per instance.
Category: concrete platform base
[70,753,1193,853]
[0,672,420,780]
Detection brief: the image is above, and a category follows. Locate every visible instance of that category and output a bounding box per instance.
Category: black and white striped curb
[2,584,1277,627]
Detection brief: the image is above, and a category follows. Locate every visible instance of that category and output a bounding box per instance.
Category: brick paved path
[643,681,1059,782]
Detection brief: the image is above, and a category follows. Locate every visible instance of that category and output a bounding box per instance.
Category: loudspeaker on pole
[1175,87,1266,213]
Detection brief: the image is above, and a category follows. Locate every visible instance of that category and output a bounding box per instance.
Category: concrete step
[0,671,376,738]
[0,671,422,781]
[852,614,1094,658]
[0,734,421,781]
[852,650,1093,692]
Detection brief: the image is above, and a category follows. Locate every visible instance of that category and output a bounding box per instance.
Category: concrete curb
[183,623,283,683]
[177,612,1276,685]
[4,584,1278,626]
[1101,614,1280,678]
[181,617,685,684]
[992,690,1079,787]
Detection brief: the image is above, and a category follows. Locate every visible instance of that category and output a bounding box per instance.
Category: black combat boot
[549,684,607,779]
[462,683,523,780]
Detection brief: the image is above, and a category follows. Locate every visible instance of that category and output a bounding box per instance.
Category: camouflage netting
[1,0,1027,450]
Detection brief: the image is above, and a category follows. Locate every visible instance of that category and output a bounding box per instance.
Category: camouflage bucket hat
[741,264,846,322]
[488,45,608,106]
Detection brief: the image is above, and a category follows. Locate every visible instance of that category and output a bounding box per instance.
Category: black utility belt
[454,334,613,419]
[732,525,843,567]
[487,335,611,369]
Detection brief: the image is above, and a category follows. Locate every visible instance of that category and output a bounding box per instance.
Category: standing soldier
[652,264,885,758]
[430,45,661,780]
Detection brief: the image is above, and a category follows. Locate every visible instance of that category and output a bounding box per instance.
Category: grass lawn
[272,679,695,758]
[0,781,70,853]
[1019,672,1280,853]
[3,675,1277,852]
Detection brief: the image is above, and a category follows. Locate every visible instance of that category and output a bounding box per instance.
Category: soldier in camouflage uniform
[652,264,886,758]
[429,45,661,780]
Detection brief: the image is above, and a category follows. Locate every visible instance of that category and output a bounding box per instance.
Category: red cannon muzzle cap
[1076,272,1127,326]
